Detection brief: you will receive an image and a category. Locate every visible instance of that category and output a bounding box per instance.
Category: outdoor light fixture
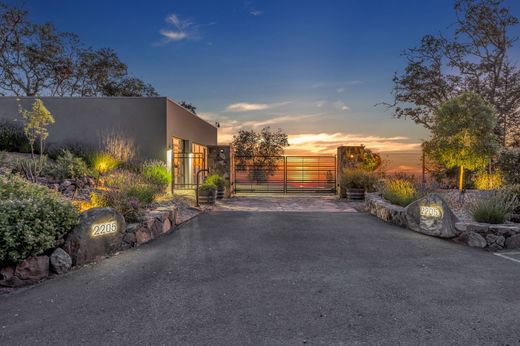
[90,220,118,238]
[167,149,172,172]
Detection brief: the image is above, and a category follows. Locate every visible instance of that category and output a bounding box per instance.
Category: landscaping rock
[135,228,152,245]
[63,208,125,266]
[405,193,459,238]
[0,266,22,287]
[162,218,172,234]
[486,234,505,250]
[505,234,520,249]
[15,256,49,282]
[489,225,520,237]
[458,231,487,248]
[365,193,407,227]
[123,232,137,245]
[49,248,72,274]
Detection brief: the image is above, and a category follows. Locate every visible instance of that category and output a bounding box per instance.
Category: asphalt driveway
[1,210,519,345]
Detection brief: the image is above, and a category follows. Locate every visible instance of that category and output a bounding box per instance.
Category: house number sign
[90,220,118,237]
[420,206,443,219]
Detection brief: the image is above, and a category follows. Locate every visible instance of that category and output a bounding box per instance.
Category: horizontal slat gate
[234,156,336,194]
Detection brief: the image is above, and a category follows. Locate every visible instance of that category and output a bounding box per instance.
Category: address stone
[405,193,459,238]
[63,207,125,266]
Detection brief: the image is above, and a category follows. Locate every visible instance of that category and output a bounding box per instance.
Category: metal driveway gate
[234,156,336,193]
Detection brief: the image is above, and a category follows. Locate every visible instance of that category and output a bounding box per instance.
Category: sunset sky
[21,0,520,173]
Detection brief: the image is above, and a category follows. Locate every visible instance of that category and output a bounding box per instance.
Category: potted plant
[206,174,226,199]
[198,181,217,204]
[341,169,370,200]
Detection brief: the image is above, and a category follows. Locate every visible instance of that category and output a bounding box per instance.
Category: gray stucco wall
[0,97,217,161]
[166,99,217,148]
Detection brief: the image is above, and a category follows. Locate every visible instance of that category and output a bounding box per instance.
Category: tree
[423,92,498,191]
[388,0,520,147]
[18,98,54,160]
[179,101,197,114]
[232,127,289,182]
[0,2,157,97]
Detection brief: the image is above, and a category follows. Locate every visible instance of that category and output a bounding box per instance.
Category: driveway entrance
[215,195,357,212]
[234,155,336,194]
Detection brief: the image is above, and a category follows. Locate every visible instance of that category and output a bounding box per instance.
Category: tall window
[192,143,207,184]
[172,137,185,187]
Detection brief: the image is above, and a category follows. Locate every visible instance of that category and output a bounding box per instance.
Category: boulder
[49,248,72,274]
[123,232,137,245]
[457,231,487,248]
[0,266,23,287]
[162,218,172,234]
[63,208,125,266]
[485,234,505,250]
[14,256,49,282]
[505,234,520,249]
[405,193,459,238]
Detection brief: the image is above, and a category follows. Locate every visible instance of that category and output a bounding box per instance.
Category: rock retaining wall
[0,205,178,288]
[365,193,520,251]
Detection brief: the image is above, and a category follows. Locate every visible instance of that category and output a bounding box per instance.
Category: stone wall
[0,205,178,288]
[365,192,520,251]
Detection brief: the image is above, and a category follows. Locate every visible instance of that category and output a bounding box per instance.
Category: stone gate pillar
[336,146,366,196]
[207,145,233,197]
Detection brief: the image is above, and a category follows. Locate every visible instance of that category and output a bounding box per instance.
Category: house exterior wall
[0,97,217,162]
[166,99,217,149]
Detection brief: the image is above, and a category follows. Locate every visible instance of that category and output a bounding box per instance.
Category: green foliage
[13,156,48,182]
[362,149,382,171]
[18,99,55,158]
[46,150,95,180]
[206,174,225,189]
[0,120,31,153]
[380,178,421,207]
[0,175,79,264]
[198,181,217,195]
[142,160,171,191]
[473,170,503,190]
[90,190,141,223]
[497,148,520,184]
[340,169,377,191]
[424,93,498,172]
[500,184,520,215]
[470,191,518,224]
[91,152,120,175]
[46,141,96,161]
[232,126,289,182]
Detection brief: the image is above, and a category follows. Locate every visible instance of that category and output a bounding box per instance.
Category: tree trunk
[459,165,464,192]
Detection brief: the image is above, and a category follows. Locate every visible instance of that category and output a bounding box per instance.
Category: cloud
[249,9,263,16]
[159,13,195,43]
[284,133,421,154]
[225,101,291,112]
[333,101,350,111]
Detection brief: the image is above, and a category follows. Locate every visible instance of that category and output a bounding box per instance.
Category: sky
[18,0,520,173]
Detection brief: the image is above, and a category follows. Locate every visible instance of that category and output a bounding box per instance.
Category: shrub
[90,190,141,223]
[470,191,518,224]
[45,150,95,180]
[13,157,48,182]
[198,181,217,195]
[0,120,31,153]
[91,152,120,175]
[380,178,421,207]
[500,184,520,215]
[497,148,520,184]
[0,175,79,264]
[206,174,225,189]
[473,170,503,190]
[142,160,171,191]
[340,169,376,191]
[99,130,136,163]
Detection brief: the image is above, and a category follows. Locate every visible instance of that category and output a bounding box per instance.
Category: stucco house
[0,96,218,189]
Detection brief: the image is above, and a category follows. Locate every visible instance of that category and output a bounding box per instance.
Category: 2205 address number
[91,221,118,237]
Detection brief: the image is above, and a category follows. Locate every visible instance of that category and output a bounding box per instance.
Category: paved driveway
[1,209,519,345]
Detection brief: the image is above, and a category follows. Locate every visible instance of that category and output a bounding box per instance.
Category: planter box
[199,190,216,204]
[216,187,225,199]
